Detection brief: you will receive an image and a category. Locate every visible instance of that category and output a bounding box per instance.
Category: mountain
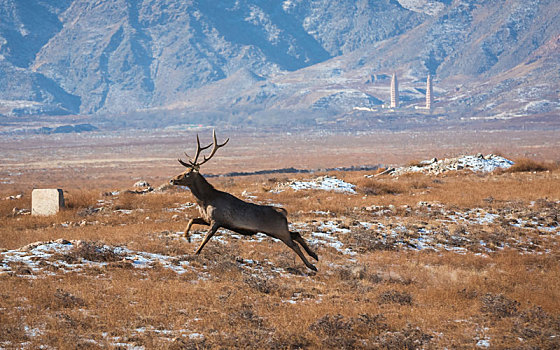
[0,0,558,127]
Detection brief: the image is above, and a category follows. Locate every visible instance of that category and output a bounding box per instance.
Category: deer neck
[189,172,216,202]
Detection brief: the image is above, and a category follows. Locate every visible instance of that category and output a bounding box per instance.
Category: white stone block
[32,189,65,216]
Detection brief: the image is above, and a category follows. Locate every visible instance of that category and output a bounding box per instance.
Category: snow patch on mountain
[397,0,446,16]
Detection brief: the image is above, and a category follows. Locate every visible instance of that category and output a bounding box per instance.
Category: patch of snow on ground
[476,339,491,348]
[286,176,356,194]
[235,257,289,276]
[102,326,200,349]
[306,221,356,256]
[241,190,258,200]
[185,230,236,244]
[0,240,196,277]
[455,155,513,173]
[165,202,196,212]
[440,208,559,234]
[390,154,513,176]
[318,221,351,234]
[312,210,334,216]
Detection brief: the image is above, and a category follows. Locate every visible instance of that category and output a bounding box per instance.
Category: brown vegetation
[0,126,560,349]
[506,158,558,173]
[0,137,559,348]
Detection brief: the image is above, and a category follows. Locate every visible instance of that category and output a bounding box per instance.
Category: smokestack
[426,74,433,110]
[390,72,399,108]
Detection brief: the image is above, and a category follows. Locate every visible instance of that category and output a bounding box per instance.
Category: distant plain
[1,125,559,190]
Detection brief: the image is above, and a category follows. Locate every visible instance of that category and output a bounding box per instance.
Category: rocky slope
[0,0,558,126]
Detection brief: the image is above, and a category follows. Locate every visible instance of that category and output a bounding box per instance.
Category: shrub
[480,293,520,318]
[356,178,403,196]
[507,158,556,173]
[378,290,413,305]
[64,190,99,209]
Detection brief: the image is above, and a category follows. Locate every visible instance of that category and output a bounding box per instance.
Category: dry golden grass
[1,249,558,349]
[1,160,559,349]
[506,158,559,173]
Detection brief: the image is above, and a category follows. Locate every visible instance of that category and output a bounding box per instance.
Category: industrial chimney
[390,73,399,108]
[426,74,433,110]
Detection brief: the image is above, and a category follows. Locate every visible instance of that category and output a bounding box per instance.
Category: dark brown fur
[171,165,318,271]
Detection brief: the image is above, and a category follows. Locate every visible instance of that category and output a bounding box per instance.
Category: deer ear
[178,159,192,168]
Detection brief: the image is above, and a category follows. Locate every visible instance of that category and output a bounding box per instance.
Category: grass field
[1,149,559,349]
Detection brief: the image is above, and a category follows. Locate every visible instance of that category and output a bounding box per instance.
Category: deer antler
[196,130,229,167]
[178,130,229,170]
[187,134,213,166]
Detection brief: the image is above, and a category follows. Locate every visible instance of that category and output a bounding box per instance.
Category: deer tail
[274,207,288,217]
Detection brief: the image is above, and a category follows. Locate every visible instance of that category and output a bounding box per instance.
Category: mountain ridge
[0,0,558,126]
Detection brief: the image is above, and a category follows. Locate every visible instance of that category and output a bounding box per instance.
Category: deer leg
[291,232,319,261]
[281,237,318,272]
[184,217,209,242]
[194,223,220,255]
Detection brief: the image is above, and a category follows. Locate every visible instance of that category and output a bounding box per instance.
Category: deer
[169,130,319,271]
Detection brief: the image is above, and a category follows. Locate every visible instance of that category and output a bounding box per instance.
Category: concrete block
[32,189,65,216]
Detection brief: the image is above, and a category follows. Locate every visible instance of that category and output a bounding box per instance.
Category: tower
[390,72,399,108]
[426,74,433,110]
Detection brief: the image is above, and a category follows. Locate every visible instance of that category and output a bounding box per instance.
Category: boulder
[133,181,150,188]
[32,189,64,216]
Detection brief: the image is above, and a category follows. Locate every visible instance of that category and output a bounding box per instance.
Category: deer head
[170,130,229,186]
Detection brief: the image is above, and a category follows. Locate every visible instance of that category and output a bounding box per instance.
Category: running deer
[170,130,319,271]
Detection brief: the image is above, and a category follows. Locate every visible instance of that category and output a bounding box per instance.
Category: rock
[133,181,150,188]
[156,183,173,192]
[20,241,46,251]
[420,158,437,165]
[351,266,367,279]
[103,191,120,196]
[4,194,23,200]
[125,187,153,194]
[11,207,31,216]
[31,189,65,216]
